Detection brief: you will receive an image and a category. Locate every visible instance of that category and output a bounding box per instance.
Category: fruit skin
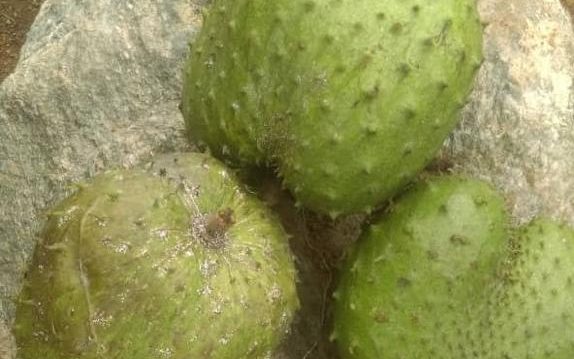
[13,153,299,359]
[182,0,483,216]
[333,176,574,358]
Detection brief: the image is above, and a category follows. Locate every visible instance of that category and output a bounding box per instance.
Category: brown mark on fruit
[450,234,470,246]
[193,208,235,249]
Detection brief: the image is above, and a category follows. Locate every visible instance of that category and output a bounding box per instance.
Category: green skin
[13,153,299,359]
[334,176,574,358]
[182,0,483,216]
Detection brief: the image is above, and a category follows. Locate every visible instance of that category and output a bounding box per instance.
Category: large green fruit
[182,0,483,216]
[13,153,299,359]
[333,176,574,358]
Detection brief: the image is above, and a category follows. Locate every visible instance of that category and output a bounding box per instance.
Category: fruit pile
[12,0,574,358]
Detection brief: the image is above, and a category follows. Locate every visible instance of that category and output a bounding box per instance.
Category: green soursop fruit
[13,153,299,359]
[182,0,483,216]
[333,176,574,358]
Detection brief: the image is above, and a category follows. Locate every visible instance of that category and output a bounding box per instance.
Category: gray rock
[443,0,574,225]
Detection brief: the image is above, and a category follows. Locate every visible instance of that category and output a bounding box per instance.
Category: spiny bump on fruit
[303,0,316,12]
[390,22,403,35]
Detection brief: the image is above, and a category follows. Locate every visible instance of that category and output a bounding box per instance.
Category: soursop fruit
[333,176,574,358]
[13,153,299,359]
[182,0,483,216]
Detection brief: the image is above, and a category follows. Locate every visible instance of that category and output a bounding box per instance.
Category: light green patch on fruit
[13,153,298,359]
[333,176,574,358]
[182,0,483,215]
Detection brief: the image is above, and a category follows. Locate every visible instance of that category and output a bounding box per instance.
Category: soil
[0,0,44,83]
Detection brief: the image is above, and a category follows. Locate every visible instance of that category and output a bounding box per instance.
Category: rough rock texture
[443,0,574,225]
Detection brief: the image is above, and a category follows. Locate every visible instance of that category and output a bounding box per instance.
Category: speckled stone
[443,0,574,226]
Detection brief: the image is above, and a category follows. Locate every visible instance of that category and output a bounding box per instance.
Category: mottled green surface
[182,0,483,216]
[334,176,574,358]
[13,153,299,359]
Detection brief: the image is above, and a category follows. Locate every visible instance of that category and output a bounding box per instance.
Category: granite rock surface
[443,0,574,226]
